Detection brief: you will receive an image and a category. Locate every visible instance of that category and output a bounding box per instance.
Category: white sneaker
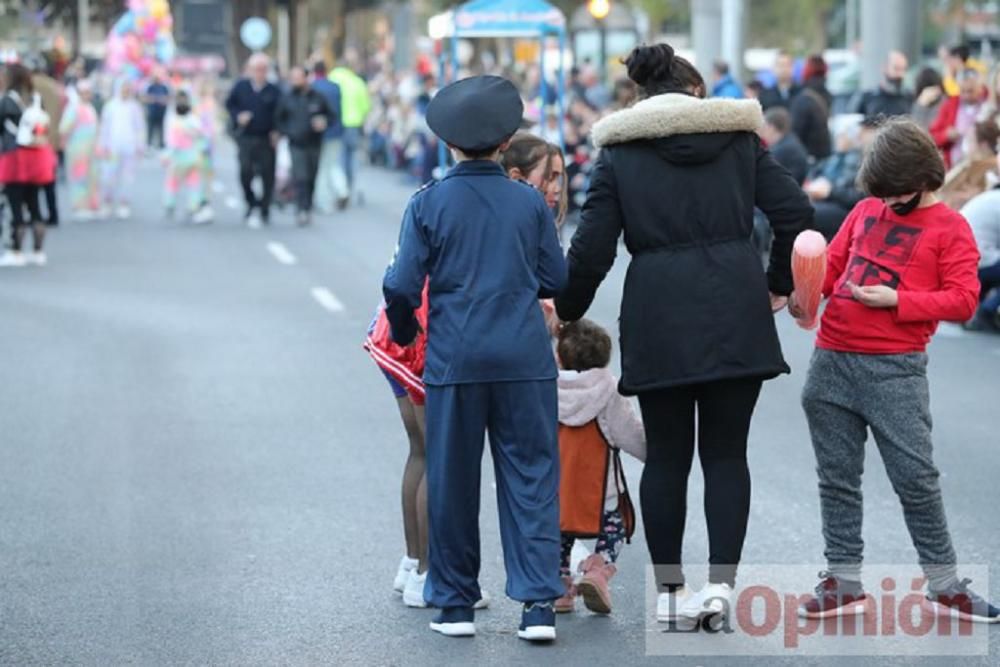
[393,555,418,594]
[403,569,429,608]
[656,586,692,623]
[116,205,131,220]
[473,591,490,610]
[0,251,27,267]
[680,583,733,619]
[246,211,262,229]
[192,206,215,225]
[27,251,47,266]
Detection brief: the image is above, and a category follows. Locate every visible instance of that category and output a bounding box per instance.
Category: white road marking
[267,242,297,265]
[311,287,345,313]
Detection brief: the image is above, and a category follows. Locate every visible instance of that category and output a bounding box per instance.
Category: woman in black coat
[554,44,813,619]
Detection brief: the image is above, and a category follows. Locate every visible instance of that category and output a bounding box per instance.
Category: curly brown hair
[557,319,612,372]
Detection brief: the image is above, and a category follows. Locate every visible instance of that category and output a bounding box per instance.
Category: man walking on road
[225,53,281,228]
[310,61,346,214]
[276,65,332,227]
[329,57,370,209]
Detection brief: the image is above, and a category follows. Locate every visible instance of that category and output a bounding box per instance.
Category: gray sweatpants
[801,348,958,590]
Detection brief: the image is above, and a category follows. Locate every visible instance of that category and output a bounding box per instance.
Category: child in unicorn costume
[59,80,100,220]
[163,88,213,223]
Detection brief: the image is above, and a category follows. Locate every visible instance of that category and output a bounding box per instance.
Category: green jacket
[328,67,370,129]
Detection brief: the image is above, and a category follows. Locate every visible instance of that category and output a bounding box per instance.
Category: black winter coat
[790,78,832,160]
[555,93,813,394]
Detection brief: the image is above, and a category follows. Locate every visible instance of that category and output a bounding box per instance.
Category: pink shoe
[554,575,576,613]
[577,553,616,614]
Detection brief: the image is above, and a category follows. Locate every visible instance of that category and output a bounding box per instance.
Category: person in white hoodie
[555,319,645,615]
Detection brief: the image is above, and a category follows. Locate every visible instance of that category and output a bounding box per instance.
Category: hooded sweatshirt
[557,367,645,512]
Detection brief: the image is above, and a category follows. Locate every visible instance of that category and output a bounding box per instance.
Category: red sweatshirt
[817,198,981,354]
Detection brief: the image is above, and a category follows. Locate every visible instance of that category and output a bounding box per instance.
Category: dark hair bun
[624,43,675,88]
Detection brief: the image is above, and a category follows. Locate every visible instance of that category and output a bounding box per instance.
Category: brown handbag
[558,420,636,541]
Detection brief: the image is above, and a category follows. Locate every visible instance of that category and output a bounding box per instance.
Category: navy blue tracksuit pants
[424,380,563,609]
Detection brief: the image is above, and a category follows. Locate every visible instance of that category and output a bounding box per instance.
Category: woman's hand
[769,292,789,313]
[847,281,898,308]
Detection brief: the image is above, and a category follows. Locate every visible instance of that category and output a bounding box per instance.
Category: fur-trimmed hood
[590,93,763,149]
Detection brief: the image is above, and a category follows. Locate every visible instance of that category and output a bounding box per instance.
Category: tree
[746,0,841,53]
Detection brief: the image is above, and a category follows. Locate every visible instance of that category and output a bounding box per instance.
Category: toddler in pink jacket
[555,319,646,615]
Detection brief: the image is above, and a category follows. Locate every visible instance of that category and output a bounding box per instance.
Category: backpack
[558,420,636,540]
[16,93,50,147]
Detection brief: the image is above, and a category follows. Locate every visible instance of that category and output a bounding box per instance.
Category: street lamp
[588,0,610,85]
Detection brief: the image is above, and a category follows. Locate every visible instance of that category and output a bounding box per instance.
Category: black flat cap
[426,75,524,152]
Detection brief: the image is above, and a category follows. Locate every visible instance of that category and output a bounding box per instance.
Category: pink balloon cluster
[106,0,176,79]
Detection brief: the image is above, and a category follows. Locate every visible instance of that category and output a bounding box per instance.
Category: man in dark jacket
[852,50,914,119]
[225,53,281,227]
[276,65,332,226]
[760,107,809,184]
[758,51,800,111]
[755,107,811,252]
[790,54,832,160]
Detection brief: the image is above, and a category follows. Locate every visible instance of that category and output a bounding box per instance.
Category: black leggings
[638,377,763,590]
[6,183,44,251]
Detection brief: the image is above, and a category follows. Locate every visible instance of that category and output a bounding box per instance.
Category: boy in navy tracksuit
[383,76,568,641]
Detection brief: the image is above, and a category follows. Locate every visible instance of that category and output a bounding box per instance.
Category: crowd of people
[0,50,375,268]
[366,41,1000,643]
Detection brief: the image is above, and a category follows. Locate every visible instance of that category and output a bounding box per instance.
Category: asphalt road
[1,146,998,666]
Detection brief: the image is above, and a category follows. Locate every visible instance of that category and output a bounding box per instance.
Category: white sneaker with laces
[656,586,692,623]
[680,583,733,619]
[27,251,47,266]
[393,555,418,594]
[403,569,428,608]
[0,251,27,267]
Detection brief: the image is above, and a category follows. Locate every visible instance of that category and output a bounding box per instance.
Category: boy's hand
[787,291,805,319]
[847,281,898,308]
[769,292,788,313]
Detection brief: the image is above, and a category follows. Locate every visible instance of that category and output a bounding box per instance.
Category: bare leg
[413,404,429,574]
[396,397,426,565]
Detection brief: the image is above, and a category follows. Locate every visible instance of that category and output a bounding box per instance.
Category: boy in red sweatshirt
[793,118,999,623]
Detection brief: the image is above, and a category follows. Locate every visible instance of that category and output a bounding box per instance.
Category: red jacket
[928,95,961,169]
[817,198,980,354]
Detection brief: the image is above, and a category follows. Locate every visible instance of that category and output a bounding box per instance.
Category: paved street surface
[2,146,999,666]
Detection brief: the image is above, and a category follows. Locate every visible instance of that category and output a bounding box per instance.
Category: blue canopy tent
[430,0,568,175]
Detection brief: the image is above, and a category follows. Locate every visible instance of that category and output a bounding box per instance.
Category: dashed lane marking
[311,287,345,313]
[267,242,297,265]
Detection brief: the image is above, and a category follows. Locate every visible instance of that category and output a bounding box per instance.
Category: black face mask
[176,104,191,116]
[889,192,921,216]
